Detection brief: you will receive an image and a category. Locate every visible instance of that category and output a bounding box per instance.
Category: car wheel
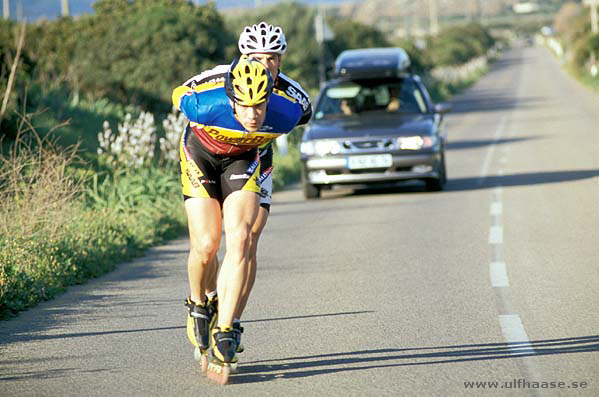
[440,151,448,184]
[425,177,443,192]
[303,182,321,199]
[425,153,446,192]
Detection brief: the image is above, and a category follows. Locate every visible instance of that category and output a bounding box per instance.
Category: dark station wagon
[300,48,451,199]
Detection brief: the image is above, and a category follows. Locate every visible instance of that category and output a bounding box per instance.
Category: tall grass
[0,133,84,240]
[0,128,185,319]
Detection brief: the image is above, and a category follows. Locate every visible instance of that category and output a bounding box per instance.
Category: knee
[190,235,219,261]
[249,226,261,246]
[226,223,252,251]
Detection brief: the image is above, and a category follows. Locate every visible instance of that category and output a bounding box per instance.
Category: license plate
[346,154,393,170]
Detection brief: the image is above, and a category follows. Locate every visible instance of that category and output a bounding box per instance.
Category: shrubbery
[427,23,495,67]
[552,2,599,84]
[0,126,185,319]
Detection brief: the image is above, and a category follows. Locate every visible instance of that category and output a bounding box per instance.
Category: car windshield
[314,78,429,120]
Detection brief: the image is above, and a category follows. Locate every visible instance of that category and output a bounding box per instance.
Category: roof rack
[334,48,411,80]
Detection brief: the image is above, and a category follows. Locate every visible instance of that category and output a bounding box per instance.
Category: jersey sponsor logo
[202,126,276,146]
[246,158,260,176]
[187,77,224,89]
[259,166,273,183]
[185,170,215,187]
[230,174,251,180]
[202,76,225,84]
[286,85,310,111]
[259,187,270,199]
[185,169,200,188]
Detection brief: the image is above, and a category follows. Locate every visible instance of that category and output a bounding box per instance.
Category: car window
[314,79,428,119]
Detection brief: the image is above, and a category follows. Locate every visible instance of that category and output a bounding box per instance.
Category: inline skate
[185,296,217,372]
[206,325,238,385]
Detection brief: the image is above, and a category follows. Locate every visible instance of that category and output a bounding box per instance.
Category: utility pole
[583,0,599,77]
[314,5,334,87]
[61,0,69,17]
[2,0,8,19]
[428,0,439,35]
[591,0,599,34]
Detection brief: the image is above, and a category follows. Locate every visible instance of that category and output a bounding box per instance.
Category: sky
[3,0,361,21]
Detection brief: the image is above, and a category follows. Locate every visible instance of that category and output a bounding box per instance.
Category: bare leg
[185,198,222,304]
[216,191,259,327]
[205,256,218,296]
[235,206,269,319]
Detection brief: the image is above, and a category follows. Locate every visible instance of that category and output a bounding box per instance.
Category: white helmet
[238,21,287,55]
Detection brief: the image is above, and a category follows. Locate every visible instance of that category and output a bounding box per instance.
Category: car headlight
[300,141,315,156]
[397,136,436,150]
[314,140,341,156]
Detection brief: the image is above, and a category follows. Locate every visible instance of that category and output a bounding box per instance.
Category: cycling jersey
[176,64,311,208]
[183,65,312,127]
[173,80,302,155]
[180,125,260,201]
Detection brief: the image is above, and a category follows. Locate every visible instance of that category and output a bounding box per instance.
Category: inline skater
[173,56,303,384]
[181,21,312,360]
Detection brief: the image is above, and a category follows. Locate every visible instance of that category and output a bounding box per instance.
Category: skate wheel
[230,362,238,374]
[199,354,209,373]
[207,362,230,385]
[194,348,209,372]
[215,365,230,385]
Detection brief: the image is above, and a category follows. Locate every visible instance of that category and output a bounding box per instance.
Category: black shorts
[180,126,261,203]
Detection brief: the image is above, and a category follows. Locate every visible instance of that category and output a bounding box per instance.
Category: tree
[554,2,583,39]
[427,23,495,66]
[327,18,391,59]
[226,2,321,92]
[226,2,390,92]
[72,0,233,110]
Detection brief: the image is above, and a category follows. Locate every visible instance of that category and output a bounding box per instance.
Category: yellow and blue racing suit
[172,73,304,203]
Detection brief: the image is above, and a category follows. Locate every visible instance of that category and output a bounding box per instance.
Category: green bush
[572,33,599,71]
[0,135,185,319]
[72,0,233,110]
[428,23,495,66]
[273,147,302,190]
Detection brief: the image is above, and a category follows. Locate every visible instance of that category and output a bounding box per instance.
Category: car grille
[344,139,393,150]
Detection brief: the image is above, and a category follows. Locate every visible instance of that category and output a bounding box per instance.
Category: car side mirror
[434,103,452,114]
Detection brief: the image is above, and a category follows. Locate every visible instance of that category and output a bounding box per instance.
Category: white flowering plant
[98,107,186,169]
[97,111,157,168]
[160,107,187,164]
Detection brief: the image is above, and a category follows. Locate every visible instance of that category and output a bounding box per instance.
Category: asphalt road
[1,45,598,396]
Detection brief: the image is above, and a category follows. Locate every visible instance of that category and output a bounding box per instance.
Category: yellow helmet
[225,56,274,107]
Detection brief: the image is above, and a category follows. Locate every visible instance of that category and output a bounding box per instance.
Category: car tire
[425,177,443,192]
[425,152,447,192]
[303,182,321,199]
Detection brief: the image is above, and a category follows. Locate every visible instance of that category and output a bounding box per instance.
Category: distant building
[512,2,541,14]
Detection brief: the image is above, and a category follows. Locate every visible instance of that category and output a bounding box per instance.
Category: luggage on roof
[334,48,411,79]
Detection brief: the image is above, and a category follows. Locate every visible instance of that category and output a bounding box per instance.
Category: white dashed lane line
[484,120,538,377]
[490,261,510,288]
[490,202,503,216]
[499,314,534,355]
[478,116,507,186]
[489,226,504,245]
